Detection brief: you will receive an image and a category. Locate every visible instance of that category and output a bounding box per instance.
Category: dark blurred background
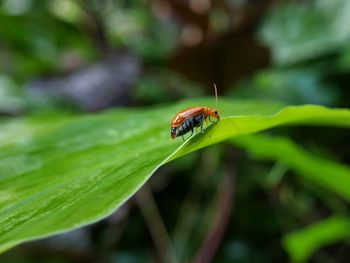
[1,0,350,262]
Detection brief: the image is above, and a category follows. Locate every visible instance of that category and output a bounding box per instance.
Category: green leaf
[283,216,350,263]
[230,134,350,201]
[0,98,350,252]
[168,103,350,162]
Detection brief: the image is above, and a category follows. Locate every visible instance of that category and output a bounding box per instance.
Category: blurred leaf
[134,70,205,104]
[0,11,95,81]
[48,0,82,23]
[233,68,338,106]
[283,216,350,262]
[0,75,24,114]
[231,133,350,202]
[260,0,350,64]
[0,98,349,252]
[106,1,178,60]
[337,46,350,72]
[230,134,350,261]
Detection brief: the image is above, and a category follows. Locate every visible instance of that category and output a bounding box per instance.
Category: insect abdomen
[174,113,205,137]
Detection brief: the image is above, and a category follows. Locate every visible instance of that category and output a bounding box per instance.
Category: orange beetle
[170,84,220,140]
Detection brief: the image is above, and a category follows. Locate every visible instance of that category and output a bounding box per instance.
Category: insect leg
[204,117,209,130]
[189,118,194,137]
[182,135,185,141]
[208,116,216,124]
[200,114,206,132]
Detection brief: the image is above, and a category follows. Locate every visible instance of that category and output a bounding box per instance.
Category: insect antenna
[213,82,218,108]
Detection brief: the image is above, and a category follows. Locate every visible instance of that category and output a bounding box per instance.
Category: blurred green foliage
[0,0,350,262]
[283,216,350,263]
[259,0,350,65]
[0,0,96,82]
[231,133,350,202]
[232,67,338,106]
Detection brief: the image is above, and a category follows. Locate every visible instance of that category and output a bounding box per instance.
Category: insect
[170,84,220,140]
